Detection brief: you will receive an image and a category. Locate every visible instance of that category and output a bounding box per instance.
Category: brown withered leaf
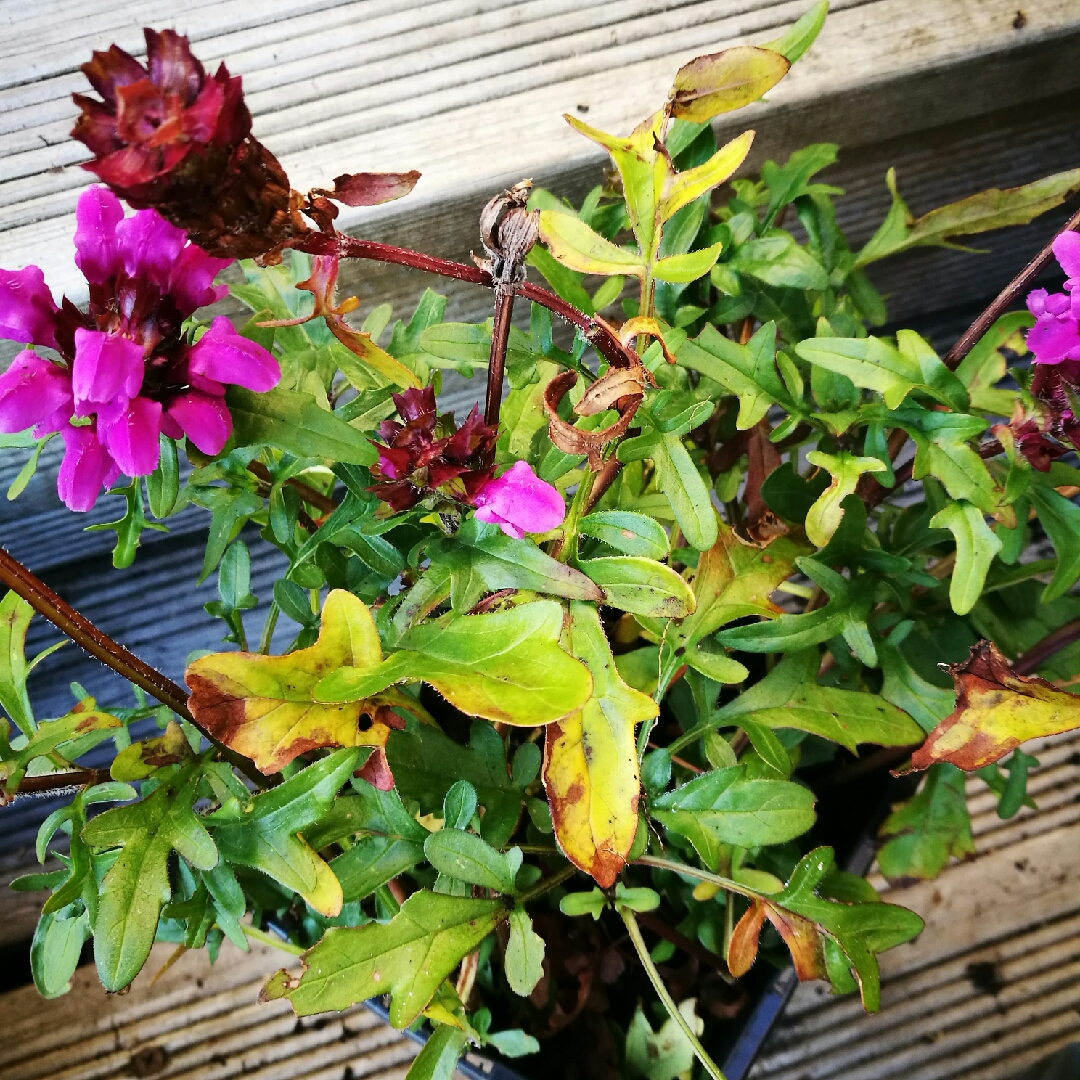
[543,357,645,471]
[313,171,421,207]
[744,420,787,542]
[727,899,826,981]
[907,640,1080,772]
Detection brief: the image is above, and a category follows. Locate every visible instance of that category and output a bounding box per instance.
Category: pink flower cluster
[473,460,566,539]
[1027,232,1080,366]
[0,187,279,510]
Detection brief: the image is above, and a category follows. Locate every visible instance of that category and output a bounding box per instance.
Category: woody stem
[486,285,515,428]
[0,548,269,789]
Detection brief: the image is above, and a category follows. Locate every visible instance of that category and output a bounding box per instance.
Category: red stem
[292,234,632,370]
[944,204,1080,369]
[0,548,269,788]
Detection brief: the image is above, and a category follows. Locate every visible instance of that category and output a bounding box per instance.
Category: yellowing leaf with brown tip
[678,518,806,648]
[543,604,658,887]
[185,590,412,774]
[909,640,1080,772]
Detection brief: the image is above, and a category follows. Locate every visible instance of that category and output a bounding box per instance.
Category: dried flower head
[369,387,497,512]
[72,29,304,259]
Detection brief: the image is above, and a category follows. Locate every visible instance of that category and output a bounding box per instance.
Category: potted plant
[5,5,1080,1078]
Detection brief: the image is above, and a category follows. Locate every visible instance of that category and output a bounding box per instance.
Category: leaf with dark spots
[185,590,411,774]
[908,639,1080,772]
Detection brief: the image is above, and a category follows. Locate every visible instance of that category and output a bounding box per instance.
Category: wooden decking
[4,2,1080,1077]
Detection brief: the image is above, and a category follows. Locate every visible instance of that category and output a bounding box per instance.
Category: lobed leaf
[261,891,508,1026]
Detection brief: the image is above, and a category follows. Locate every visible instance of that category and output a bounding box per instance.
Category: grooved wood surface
[3,0,1080,309]
[751,730,1080,1080]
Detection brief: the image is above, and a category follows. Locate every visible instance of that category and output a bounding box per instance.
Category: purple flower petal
[0,266,58,350]
[1027,288,1049,317]
[73,186,124,285]
[1044,292,1071,317]
[188,316,280,391]
[98,395,162,476]
[472,460,565,538]
[0,351,72,433]
[1053,231,1080,280]
[72,328,145,411]
[57,424,118,511]
[166,390,231,454]
[168,243,230,315]
[115,207,186,293]
[1027,315,1080,365]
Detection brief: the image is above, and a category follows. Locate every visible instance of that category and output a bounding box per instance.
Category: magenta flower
[0,186,279,511]
[472,460,566,539]
[1026,232,1080,365]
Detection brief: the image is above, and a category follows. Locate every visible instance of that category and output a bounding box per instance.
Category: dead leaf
[908,640,1080,772]
[313,171,421,207]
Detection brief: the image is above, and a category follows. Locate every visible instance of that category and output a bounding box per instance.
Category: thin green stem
[633,854,760,902]
[666,717,718,758]
[517,862,576,905]
[243,923,305,956]
[259,600,280,654]
[621,907,727,1080]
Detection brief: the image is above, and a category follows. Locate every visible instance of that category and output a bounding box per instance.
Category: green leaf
[653,766,816,859]
[930,502,1002,616]
[676,322,780,429]
[577,556,695,618]
[317,601,594,729]
[717,558,877,667]
[713,650,924,751]
[560,888,608,919]
[260,891,508,1026]
[537,211,645,276]
[405,1024,469,1080]
[30,908,91,999]
[878,627,955,733]
[227,385,378,465]
[761,143,838,227]
[145,435,180,518]
[856,166,1080,267]
[326,784,428,902]
[431,519,603,603]
[6,435,49,502]
[668,45,790,123]
[896,330,969,412]
[795,336,919,409]
[652,243,723,283]
[1028,485,1080,603]
[895,407,996,512]
[683,639,749,684]
[763,0,829,63]
[954,311,1033,414]
[579,511,670,559]
[651,432,718,551]
[760,847,924,1010]
[625,999,703,1080]
[82,763,217,990]
[877,764,974,880]
[729,234,828,290]
[505,906,546,996]
[804,451,887,547]
[210,749,360,917]
[424,829,518,893]
[388,721,523,847]
[0,590,35,735]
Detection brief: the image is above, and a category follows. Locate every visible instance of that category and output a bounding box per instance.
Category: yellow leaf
[669,45,790,124]
[658,130,755,222]
[910,640,1080,772]
[185,590,412,774]
[543,604,658,887]
[678,518,807,648]
[537,211,646,277]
